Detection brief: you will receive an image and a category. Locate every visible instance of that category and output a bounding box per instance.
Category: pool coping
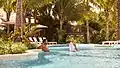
[0,49,42,60]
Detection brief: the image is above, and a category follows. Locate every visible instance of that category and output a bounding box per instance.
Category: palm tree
[84,0,90,43]
[15,0,54,29]
[15,0,22,30]
[22,0,54,23]
[93,0,116,41]
[13,0,23,42]
[14,0,54,41]
[80,0,95,43]
[52,0,85,42]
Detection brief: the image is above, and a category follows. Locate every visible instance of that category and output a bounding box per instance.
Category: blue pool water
[0,45,120,68]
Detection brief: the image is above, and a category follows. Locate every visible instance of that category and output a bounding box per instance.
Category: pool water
[0,46,120,68]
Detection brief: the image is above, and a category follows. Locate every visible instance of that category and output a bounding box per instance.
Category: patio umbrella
[1,21,15,24]
[36,24,48,28]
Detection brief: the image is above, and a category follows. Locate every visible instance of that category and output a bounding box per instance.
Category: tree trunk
[86,0,90,43]
[6,12,11,34]
[58,20,63,43]
[15,0,22,30]
[60,20,63,30]
[6,12,10,21]
[14,0,23,42]
[60,8,63,30]
[117,0,120,40]
[86,20,90,43]
[34,9,37,23]
[21,0,23,39]
[105,9,109,41]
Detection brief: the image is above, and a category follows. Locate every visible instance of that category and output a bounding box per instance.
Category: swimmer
[69,39,79,52]
[41,39,49,52]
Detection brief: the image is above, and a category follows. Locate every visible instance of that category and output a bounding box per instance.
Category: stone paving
[0,49,42,60]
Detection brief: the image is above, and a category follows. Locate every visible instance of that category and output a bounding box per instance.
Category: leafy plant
[57,28,66,43]
[0,38,28,55]
[25,43,37,49]
[0,39,10,54]
[66,35,84,43]
[10,23,41,43]
[11,42,28,54]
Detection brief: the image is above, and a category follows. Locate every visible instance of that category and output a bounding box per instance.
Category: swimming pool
[0,44,120,68]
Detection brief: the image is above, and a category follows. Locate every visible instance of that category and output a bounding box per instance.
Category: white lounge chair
[33,37,38,42]
[41,37,57,45]
[38,37,43,42]
[28,37,42,47]
[28,37,34,42]
[33,37,42,45]
[43,37,46,40]
[47,42,57,45]
[101,41,120,47]
[28,37,36,44]
[102,41,118,45]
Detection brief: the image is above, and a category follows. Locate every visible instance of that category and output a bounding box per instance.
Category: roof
[1,21,15,24]
[36,24,48,28]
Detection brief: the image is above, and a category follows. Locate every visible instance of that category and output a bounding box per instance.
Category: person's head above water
[43,39,47,44]
[41,39,49,52]
[70,38,74,43]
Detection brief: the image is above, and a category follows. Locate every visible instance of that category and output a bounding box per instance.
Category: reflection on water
[38,52,52,64]
[48,50,120,60]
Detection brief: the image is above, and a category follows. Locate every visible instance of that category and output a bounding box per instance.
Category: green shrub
[66,35,85,43]
[26,44,37,49]
[11,42,28,54]
[0,39,10,54]
[0,38,28,54]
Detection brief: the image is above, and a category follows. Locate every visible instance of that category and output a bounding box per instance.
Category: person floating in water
[38,39,49,52]
[69,39,79,52]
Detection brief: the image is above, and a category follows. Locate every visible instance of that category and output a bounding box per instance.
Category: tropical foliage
[0,0,118,45]
[0,38,28,54]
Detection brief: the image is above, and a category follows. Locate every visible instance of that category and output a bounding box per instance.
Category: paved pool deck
[0,49,42,60]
